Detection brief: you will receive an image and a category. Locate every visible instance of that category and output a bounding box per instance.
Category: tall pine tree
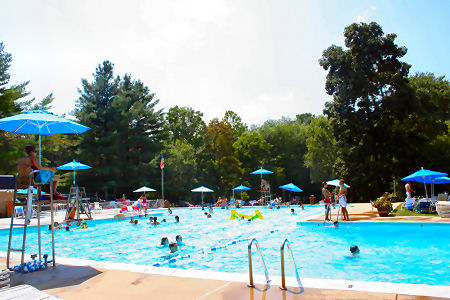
[74,61,165,199]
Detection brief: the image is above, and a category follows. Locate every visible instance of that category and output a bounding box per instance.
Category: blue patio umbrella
[57,160,92,185]
[401,167,448,198]
[232,185,251,200]
[427,176,450,185]
[250,168,274,175]
[0,108,90,163]
[422,176,450,198]
[279,183,303,193]
[250,168,274,199]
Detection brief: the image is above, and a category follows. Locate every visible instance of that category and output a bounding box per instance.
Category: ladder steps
[9,248,24,252]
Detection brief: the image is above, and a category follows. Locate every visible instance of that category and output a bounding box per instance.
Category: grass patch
[391,204,439,217]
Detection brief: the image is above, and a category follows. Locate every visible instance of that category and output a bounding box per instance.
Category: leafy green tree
[304,116,338,183]
[257,117,314,196]
[203,118,242,196]
[223,110,247,142]
[0,42,33,174]
[319,22,446,201]
[165,106,206,148]
[163,140,201,202]
[233,131,273,176]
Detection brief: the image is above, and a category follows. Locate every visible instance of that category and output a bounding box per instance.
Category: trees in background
[320,22,449,201]
[1,22,448,203]
[74,61,165,199]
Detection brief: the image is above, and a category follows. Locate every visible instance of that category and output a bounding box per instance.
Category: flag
[160,155,165,169]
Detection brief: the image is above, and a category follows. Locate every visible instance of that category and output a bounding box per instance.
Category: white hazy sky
[1,0,449,125]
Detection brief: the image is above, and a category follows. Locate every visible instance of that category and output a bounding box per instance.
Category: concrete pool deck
[2,257,448,300]
[307,202,449,223]
[1,203,449,299]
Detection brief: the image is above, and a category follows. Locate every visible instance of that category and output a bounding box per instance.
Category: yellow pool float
[230,209,263,221]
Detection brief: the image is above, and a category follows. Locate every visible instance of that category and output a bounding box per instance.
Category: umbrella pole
[423,179,428,198]
[201,192,204,204]
[39,135,42,165]
[73,170,76,185]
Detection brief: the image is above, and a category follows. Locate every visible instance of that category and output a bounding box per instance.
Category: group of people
[160,235,183,253]
[49,219,88,231]
[322,179,349,221]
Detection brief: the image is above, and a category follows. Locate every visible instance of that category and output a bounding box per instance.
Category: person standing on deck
[337,179,349,221]
[322,183,333,221]
[405,182,415,200]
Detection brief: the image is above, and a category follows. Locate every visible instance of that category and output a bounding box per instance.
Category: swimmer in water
[332,221,339,228]
[346,245,360,258]
[129,216,135,224]
[291,208,295,214]
[175,215,180,223]
[204,212,212,218]
[169,242,178,253]
[161,237,169,246]
[176,235,183,245]
[151,217,160,225]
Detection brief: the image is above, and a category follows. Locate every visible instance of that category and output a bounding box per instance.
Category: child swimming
[346,245,360,259]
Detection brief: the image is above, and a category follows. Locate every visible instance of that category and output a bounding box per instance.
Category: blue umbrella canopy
[279,183,303,193]
[401,168,448,198]
[0,108,90,163]
[401,168,447,182]
[428,176,450,184]
[57,160,92,185]
[0,108,90,135]
[250,168,274,175]
[232,185,251,191]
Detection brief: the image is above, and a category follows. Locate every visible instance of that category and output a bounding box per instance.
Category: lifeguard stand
[261,179,272,204]
[2,171,57,272]
[65,185,92,221]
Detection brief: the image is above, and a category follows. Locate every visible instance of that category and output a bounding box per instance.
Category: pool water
[1,206,449,286]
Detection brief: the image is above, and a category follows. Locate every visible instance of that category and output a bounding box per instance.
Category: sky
[0,0,449,126]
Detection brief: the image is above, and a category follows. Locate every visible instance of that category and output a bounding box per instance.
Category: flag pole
[161,154,164,201]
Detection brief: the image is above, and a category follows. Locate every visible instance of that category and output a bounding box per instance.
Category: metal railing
[280,239,301,290]
[247,238,270,287]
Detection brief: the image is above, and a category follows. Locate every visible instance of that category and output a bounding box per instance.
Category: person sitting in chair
[17,145,60,198]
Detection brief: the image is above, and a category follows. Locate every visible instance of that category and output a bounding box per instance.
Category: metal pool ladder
[280,239,301,290]
[247,238,270,287]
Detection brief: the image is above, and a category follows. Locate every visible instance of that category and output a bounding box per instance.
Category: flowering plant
[372,192,393,211]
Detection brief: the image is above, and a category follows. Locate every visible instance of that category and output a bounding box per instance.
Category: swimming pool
[1,206,449,286]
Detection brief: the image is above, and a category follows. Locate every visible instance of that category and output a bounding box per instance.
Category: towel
[34,170,54,185]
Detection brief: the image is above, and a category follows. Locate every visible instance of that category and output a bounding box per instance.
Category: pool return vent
[247,238,270,287]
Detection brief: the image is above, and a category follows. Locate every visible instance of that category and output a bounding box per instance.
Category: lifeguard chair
[3,158,58,272]
[261,179,272,204]
[65,185,92,221]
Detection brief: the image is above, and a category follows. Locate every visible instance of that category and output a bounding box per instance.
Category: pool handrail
[247,238,270,287]
[280,238,301,290]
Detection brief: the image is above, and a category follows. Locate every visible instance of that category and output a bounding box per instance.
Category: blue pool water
[1,206,449,286]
